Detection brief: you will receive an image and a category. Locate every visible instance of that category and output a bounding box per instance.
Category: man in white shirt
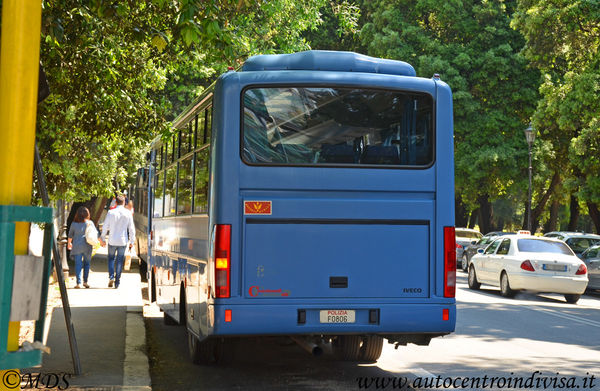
[100,195,136,288]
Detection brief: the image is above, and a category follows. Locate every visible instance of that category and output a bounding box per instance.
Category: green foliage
[37,0,350,201]
[360,0,540,215]
[514,0,600,226]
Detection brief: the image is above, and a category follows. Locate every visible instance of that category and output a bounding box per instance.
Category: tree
[36,0,358,202]
[513,0,600,232]
[360,0,540,232]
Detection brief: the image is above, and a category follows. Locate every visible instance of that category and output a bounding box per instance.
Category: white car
[468,235,588,304]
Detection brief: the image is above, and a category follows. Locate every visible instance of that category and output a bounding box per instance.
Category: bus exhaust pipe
[291,337,323,356]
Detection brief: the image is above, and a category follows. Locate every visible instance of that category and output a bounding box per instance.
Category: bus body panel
[210,303,455,335]
[244,220,430,299]
[433,80,455,297]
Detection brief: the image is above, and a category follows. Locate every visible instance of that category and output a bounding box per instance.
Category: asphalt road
[143,273,600,391]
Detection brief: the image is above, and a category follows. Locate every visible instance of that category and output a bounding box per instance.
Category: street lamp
[523,125,535,233]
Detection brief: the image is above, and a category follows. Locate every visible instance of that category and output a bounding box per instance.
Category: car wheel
[461,255,469,272]
[500,272,516,298]
[468,266,480,290]
[564,294,581,304]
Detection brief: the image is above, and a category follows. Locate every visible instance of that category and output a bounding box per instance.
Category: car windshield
[517,239,573,255]
[565,237,600,254]
[456,230,482,239]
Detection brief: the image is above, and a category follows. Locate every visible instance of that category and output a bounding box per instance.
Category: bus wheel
[163,312,178,325]
[150,272,157,302]
[179,284,187,326]
[188,333,217,365]
[360,336,383,362]
[215,338,237,364]
[333,335,362,361]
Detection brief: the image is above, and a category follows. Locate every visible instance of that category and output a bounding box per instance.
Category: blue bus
[136,50,456,363]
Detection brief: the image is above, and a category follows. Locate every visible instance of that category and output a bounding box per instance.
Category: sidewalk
[25,249,151,390]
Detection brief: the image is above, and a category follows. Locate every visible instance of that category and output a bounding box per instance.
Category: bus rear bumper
[211,303,455,336]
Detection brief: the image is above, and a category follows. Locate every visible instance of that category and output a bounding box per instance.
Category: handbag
[85,220,99,246]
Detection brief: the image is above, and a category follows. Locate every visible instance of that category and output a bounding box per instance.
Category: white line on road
[529,306,600,328]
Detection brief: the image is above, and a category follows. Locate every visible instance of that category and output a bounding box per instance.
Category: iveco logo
[403,288,423,293]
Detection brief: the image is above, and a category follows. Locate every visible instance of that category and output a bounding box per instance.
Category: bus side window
[204,106,212,145]
[193,148,209,214]
[164,138,172,166]
[180,124,192,157]
[156,147,163,171]
[177,156,193,214]
[196,113,205,148]
[164,165,177,217]
[154,173,164,218]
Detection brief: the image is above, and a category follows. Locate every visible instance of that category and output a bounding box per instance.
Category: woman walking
[67,206,94,288]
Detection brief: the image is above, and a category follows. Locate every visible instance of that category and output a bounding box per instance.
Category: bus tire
[333,335,362,361]
[468,265,481,290]
[215,338,237,364]
[150,271,157,303]
[179,284,187,326]
[360,335,383,362]
[163,312,178,326]
[188,333,217,365]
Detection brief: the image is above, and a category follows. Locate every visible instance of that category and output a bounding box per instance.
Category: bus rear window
[242,87,434,167]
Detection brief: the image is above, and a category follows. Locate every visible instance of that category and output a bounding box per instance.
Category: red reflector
[520,260,535,272]
[225,309,232,322]
[443,308,449,321]
[214,225,231,298]
[444,226,456,298]
[576,264,587,275]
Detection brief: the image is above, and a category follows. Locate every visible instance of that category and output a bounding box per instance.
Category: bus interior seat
[319,144,355,163]
[274,144,315,164]
[362,145,401,165]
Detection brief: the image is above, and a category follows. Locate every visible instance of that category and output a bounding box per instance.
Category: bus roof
[241,50,416,77]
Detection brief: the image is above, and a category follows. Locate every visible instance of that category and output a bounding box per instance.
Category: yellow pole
[0,0,42,388]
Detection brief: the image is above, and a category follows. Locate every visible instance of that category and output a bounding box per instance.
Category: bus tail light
[215,224,231,298]
[443,226,456,298]
[576,264,587,275]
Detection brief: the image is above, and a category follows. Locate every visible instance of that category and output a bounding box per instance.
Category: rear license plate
[319,310,356,323]
[543,264,567,272]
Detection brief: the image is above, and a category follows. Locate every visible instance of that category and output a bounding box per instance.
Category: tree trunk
[588,202,600,234]
[455,199,469,227]
[528,171,561,233]
[477,195,493,234]
[543,198,559,233]
[567,194,580,231]
[467,208,479,229]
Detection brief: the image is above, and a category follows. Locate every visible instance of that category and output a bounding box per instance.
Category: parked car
[468,235,588,304]
[543,231,600,258]
[455,228,483,268]
[581,244,600,291]
[460,231,516,272]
